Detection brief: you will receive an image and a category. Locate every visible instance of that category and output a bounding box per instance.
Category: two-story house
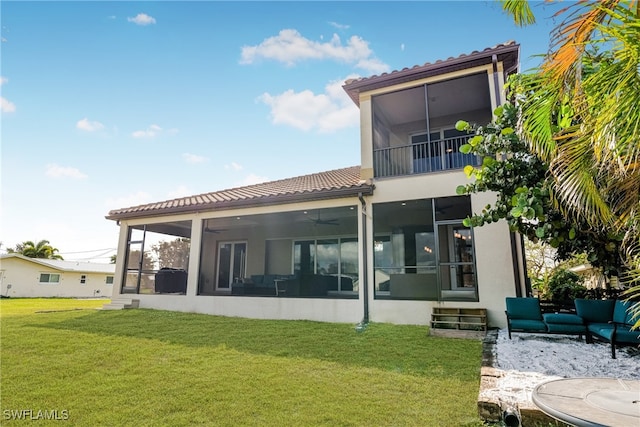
[106,41,526,328]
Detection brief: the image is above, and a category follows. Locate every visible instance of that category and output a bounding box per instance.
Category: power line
[58,248,117,255]
[69,249,116,261]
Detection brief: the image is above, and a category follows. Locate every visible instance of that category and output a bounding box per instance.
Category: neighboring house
[0,254,115,298]
[569,264,611,290]
[106,42,527,328]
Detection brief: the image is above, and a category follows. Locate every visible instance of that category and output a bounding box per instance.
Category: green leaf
[535,227,545,238]
[463,165,475,177]
[510,206,523,217]
[469,135,484,146]
[482,156,496,167]
[455,120,469,131]
[462,217,472,227]
[501,127,514,135]
[559,116,572,129]
[456,185,467,195]
[493,105,504,117]
[459,144,472,154]
[569,228,576,240]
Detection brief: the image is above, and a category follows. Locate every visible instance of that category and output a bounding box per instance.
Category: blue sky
[1,1,566,262]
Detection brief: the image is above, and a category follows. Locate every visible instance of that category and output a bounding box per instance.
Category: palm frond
[543,0,622,80]
[501,0,537,26]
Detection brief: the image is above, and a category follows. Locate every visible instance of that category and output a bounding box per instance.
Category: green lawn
[1,299,485,426]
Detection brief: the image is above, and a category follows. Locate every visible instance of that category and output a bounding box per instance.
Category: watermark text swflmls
[3,409,69,421]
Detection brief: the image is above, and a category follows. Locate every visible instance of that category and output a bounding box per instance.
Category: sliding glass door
[217,241,247,291]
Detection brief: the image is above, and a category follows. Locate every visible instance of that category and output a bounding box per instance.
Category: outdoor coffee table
[532,377,640,427]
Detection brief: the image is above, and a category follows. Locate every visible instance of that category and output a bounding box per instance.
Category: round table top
[532,377,640,427]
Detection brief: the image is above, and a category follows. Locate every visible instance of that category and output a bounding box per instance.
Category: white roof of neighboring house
[569,264,594,273]
[0,253,115,274]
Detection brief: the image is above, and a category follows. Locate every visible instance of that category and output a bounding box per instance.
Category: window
[106,276,114,284]
[80,275,87,284]
[39,273,60,284]
[412,131,443,172]
[293,238,358,294]
[372,196,477,301]
[411,128,475,173]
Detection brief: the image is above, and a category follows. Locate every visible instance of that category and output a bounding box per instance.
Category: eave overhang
[343,41,520,106]
[106,184,374,222]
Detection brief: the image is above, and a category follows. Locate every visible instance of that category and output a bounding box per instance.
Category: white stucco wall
[128,293,364,324]
[1,257,114,298]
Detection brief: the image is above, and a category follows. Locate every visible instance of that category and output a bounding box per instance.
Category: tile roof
[107,166,373,220]
[2,254,115,273]
[343,41,520,105]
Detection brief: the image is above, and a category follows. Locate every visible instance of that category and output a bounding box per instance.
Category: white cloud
[45,164,88,180]
[240,29,389,74]
[1,77,15,113]
[76,118,105,132]
[258,76,360,133]
[354,57,389,75]
[235,174,269,187]
[127,13,156,26]
[131,124,177,139]
[1,97,16,113]
[105,191,153,208]
[224,162,243,171]
[183,153,208,164]
[166,185,191,199]
[328,21,350,30]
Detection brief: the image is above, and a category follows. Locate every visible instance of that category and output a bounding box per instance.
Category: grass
[1,299,486,426]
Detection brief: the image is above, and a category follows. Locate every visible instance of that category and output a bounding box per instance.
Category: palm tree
[8,240,64,260]
[500,0,639,323]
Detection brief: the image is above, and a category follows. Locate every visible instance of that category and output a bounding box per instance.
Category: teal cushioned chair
[505,297,547,339]
[576,299,639,358]
[574,299,615,324]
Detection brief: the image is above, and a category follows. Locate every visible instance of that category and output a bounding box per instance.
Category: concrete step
[102,298,140,310]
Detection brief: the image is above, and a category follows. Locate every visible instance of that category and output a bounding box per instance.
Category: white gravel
[481,329,640,406]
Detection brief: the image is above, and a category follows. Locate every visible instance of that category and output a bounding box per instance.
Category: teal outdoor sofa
[505,297,586,339]
[574,298,640,359]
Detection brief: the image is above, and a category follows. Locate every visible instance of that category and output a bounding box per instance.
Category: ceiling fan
[308,212,340,226]
[203,220,228,234]
[435,201,459,215]
[203,227,228,234]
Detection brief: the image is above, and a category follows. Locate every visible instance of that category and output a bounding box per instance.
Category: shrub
[542,269,586,302]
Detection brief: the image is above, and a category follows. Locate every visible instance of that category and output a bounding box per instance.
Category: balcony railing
[373,135,479,178]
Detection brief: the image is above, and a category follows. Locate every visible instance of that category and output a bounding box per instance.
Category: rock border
[477,329,567,426]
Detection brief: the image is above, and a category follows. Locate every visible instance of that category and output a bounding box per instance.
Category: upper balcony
[371,72,490,178]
